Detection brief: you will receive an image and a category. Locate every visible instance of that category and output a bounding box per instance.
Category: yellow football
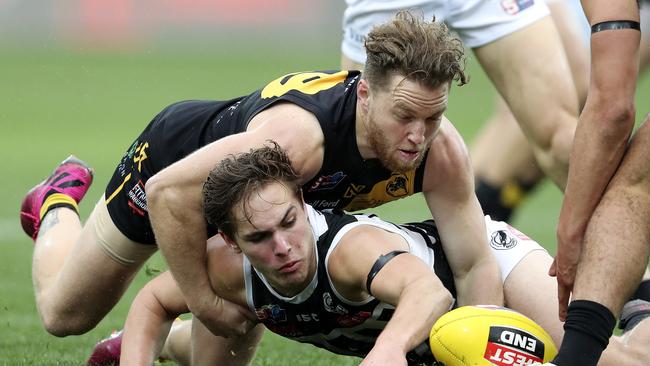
[429,305,557,366]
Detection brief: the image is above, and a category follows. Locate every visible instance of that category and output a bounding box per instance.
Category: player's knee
[549,122,574,166]
[39,300,100,336]
[535,117,575,188]
[41,309,99,337]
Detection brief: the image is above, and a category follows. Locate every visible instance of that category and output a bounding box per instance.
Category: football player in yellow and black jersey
[95,144,650,366]
[19,10,503,353]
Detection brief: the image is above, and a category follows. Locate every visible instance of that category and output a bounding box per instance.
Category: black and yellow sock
[475,178,538,222]
[39,191,79,220]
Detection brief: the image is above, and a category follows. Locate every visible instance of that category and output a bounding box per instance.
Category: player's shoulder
[206,237,245,296]
[421,117,472,192]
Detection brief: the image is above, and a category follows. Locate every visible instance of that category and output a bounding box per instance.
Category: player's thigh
[57,197,156,303]
[473,16,577,146]
[503,250,563,345]
[546,0,589,104]
[640,4,650,73]
[471,96,537,181]
[608,118,650,192]
[483,220,559,344]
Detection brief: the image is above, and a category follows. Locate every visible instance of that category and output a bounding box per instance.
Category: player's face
[231,182,316,297]
[363,75,448,172]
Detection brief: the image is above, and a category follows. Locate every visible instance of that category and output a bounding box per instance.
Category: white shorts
[642,1,650,41]
[484,217,546,282]
[342,0,550,63]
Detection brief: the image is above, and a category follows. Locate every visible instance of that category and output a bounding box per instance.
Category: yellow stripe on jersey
[105,173,132,205]
[261,71,348,99]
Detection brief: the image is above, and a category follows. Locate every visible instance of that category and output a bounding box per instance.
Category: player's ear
[357,78,370,110]
[220,232,242,253]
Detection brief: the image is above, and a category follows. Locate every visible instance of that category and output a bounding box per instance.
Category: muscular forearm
[374,277,453,355]
[454,256,503,307]
[146,178,215,316]
[558,16,639,244]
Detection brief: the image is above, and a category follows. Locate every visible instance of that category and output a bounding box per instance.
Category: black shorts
[104,99,242,244]
[402,220,457,298]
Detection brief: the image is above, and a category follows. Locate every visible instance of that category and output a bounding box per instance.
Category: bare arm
[120,237,254,366]
[554,0,640,319]
[120,271,189,366]
[328,227,453,365]
[145,103,324,336]
[423,118,504,307]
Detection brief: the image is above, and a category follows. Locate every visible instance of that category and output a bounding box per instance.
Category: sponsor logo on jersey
[255,304,287,324]
[309,172,346,192]
[323,292,348,315]
[386,174,409,197]
[484,326,544,365]
[490,230,518,250]
[336,311,371,327]
[344,183,366,198]
[127,180,148,216]
[310,199,341,210]
[296,313,320,322]
[501,0,535,15]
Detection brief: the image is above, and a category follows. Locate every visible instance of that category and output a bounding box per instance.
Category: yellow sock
[39,193,79,220]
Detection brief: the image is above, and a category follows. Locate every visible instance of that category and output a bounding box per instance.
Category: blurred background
[0,1,648,364]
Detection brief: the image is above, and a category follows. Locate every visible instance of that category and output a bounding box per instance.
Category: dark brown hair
[203,141,301,238]
[364,11,467,91]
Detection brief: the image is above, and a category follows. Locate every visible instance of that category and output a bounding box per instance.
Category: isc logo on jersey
[429,306,557,366]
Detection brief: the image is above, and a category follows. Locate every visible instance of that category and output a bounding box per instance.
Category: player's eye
[247,232,271,243]
[282,217,296,228]
[394,113,411,122]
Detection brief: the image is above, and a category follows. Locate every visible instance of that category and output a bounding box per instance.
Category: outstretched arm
[120,271,189,366]
[554,0,640,320]
[423,118,503,307]
[145,103,324,336]
[328,226,454,365]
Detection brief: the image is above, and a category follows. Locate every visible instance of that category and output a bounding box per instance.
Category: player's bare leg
[471,99,544,221]
[21,157,156,337]
[32,198,154,336]
[159,319,192,366]
[473,16,578,188]
[572,116,650,324]
[601,316,650,365]
[472,0,589,220]
[502,249,564,345]
[191,319,264,366]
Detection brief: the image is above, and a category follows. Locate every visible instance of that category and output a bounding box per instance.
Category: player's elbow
[145,173,184,213]
[591,101,636,135]
[436,287,454,310]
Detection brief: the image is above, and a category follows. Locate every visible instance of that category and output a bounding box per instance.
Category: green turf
[0,42,648,364]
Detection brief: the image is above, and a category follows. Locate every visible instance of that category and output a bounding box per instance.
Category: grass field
[1,41,649,365]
